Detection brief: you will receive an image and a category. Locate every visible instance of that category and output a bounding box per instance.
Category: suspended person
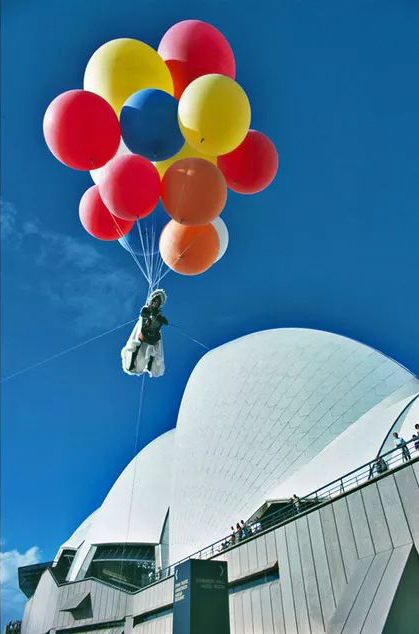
[122,289,168,378]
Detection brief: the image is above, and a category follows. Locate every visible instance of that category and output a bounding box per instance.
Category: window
[85,544,155,592]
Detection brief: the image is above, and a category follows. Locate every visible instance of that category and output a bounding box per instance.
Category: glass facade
[85,544,155,591]
[18,562,53,598]
[53,549,76,582]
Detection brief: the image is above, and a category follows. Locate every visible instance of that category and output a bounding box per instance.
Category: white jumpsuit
[121,315,165,378]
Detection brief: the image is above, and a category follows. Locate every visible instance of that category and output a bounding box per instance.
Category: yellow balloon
[154,142,217,178]
[178,74,251,156]
[84,38,174,115]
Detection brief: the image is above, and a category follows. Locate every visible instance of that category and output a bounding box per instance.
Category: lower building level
[20,456,419,634]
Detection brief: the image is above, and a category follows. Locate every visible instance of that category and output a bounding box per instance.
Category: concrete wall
[131,577,173,615]
[21,459,419,634]
[221,459,419,634]
[134,615,173,634]
[21,572,132,634]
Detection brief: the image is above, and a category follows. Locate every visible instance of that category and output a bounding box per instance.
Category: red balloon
[79,185,133,240]
[158,20,236,100]
[43,90,120,170]
[99,155,161,221]
[217,130,279,194]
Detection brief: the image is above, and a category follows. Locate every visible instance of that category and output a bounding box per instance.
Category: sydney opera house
[18,329,419,633]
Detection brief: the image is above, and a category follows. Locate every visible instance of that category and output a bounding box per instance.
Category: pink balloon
[79,185,133,240]
[99,155,161,221]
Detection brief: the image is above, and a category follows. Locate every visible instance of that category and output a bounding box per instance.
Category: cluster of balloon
[43,19,278,278]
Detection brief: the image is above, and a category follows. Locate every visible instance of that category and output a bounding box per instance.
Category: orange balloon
[159,221,219,275]
[161,157,227,226]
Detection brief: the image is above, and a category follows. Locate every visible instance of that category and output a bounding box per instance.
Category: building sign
[172,559,230,634]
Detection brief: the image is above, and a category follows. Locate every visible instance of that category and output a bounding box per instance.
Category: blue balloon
[118,203,169,257]
[120,89,184,161]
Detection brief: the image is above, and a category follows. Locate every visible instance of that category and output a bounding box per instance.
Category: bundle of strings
[112,216,170,291]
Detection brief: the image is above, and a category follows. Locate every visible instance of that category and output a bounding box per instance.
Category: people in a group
[226,519,254,545]
[393,432,411,462]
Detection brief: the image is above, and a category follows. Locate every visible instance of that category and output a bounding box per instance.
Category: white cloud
[1,546,42,625]
[0,546,41,584]
[1,199,141,334]
[1,201,20,242]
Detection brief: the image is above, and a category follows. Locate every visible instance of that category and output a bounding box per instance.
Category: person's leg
[147,356,154,372]
[128,342,142,371]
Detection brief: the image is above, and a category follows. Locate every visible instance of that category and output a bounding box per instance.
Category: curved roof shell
[168,328,414,561]
[67,429,174,581]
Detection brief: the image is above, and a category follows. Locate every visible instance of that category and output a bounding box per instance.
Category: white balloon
[90,139,132,185]
[212,217,229,262]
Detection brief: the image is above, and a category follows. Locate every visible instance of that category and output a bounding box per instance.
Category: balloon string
[146,221,153,283]
[121,372,146,587]
[154,256,168,288]
[1,317,139,384]
[151,210,164,288]
[118,231,150,284]
[151,225,158,287]
[108,214,151,284]
[144,216,162,291]
[156,264,172,284]
[146,221,155,285]
[136,219,152,284]
[152,219,168,289]
[135,219,148,280]
[150,219,158,286]
[151,223,162,288]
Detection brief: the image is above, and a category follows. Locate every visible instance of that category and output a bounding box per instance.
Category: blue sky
[1,0,419,623]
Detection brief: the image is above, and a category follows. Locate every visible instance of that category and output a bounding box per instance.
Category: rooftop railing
[148,436,419,585]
